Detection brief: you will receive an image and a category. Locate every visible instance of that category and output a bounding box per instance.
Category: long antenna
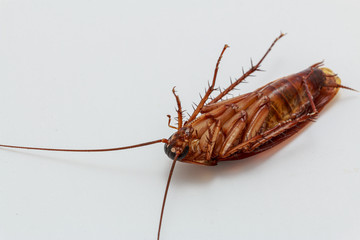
[0,139,168,152]
[157,153,179,240]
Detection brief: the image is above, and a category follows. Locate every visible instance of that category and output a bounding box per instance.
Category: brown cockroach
[0,33,356,239]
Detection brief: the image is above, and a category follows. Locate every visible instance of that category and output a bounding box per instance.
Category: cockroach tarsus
[0,33,356,240]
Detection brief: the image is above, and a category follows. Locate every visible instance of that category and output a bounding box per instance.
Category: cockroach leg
[248,112,319,152]
[209,33,286,105]
[187,44,229,123]
[223,111,317,157]
[166,115,178,130]
[219,113,247,157]
[302,63,323,114]
[206,120,221,160]
[172,87,183,129]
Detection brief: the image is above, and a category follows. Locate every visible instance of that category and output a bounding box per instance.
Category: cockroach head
[164,127,193,161]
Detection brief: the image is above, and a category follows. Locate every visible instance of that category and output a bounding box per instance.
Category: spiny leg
[209,32,285,104]
[245,111,320,153]
[223,112,317,158]
[172,87,183,129]
[303,62,324,115]
[187,44,229,123]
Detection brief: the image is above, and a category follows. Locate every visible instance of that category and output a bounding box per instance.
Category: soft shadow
[172,140,288,187]
[170,94,353,186]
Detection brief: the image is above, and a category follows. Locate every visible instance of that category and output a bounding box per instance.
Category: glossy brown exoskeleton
[164,64,342,166]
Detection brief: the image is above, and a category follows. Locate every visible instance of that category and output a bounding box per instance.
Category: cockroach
[0,33,356,239]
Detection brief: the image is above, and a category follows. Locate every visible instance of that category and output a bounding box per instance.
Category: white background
[0,1,359,240]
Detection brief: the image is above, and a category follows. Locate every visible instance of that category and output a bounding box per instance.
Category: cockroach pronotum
[0,33,356,239]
